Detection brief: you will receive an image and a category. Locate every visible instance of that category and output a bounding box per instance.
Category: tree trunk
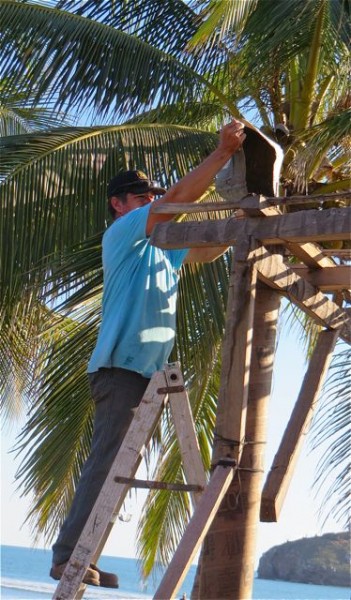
[195,281,281,599]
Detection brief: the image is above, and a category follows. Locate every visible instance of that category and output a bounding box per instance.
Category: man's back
[88,204,188,377]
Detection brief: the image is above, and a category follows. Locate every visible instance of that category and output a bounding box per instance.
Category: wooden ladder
[52,362,237,600]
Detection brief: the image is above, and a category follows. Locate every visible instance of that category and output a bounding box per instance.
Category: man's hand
[147,119,246,234]
[218,119,246,154]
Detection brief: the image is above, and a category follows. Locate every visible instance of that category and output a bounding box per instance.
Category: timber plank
[151,192,351,213]
[285,241,337,268]
[153,463,236,600]
[290,264,350,291]
[260,329,339,522]
[150,207,351,248]
[253,246,350,344]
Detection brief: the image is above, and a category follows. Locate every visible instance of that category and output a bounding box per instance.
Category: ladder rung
[114,475,204,493]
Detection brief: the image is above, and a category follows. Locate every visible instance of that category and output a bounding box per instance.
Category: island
[257,532,350,587]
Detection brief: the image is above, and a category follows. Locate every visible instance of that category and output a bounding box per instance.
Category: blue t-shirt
[88,204,188,377]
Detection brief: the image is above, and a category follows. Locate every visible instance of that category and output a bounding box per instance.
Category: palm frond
[58,0,200,57]
[0,301,48,419]
[13,313,95,540]
[289,109,351,186]
[0,124,219,305]
[239,0,349,78]
[127,100,227,129]
[0,0,231,121]
[0,82,71,136]
[187,0,258,51]
[311,344,351,528]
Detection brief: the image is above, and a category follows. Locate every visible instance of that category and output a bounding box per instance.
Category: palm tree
[1,0,349,595]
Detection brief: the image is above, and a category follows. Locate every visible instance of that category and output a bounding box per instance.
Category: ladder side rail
[165,364,207,507]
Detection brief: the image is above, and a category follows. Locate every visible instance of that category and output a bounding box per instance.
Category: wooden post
[197,280,281,599]
[230,282,281,598]
[212,238,258,466]
[194,241,259,599]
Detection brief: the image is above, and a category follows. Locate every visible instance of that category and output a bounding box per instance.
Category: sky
[1,320,344,567]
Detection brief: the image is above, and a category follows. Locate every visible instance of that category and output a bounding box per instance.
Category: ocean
[0,545,349,600]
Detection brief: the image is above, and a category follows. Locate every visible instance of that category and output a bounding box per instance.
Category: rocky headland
[257,531,350,587]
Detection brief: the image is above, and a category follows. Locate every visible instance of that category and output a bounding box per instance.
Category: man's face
[125,192,154,212]
[112,191,155,218]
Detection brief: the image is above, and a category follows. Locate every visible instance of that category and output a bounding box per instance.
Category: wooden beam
[151,207,351,249]
[216,197,341,275]
[321,248,351,259]
[237,202,344,290]
[260,329,339,522]
[151,200,347,312]
[198,283,281,600]
[153,462,236,600]
[253,246,351,344]
[285,241,337,268]
[190,246,259,600]
[238,201,340,271]
[290,264,350,291]
[151,192,351,214]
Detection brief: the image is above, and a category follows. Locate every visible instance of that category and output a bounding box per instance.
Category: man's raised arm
[146,120,245,236]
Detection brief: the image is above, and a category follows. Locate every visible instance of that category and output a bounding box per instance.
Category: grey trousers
[52,367,150,565]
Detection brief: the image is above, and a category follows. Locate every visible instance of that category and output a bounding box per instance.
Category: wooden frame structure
[150,194,350,599]
[52,192,350,600]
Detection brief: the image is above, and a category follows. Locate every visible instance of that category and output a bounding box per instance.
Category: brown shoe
[50,562,100,586]
[90,564,119,588]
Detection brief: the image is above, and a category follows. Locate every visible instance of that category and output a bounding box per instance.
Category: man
[50,119,245,587]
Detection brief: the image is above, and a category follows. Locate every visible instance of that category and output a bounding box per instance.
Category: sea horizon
[1,544,350,600]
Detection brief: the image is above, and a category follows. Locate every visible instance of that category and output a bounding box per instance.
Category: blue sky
[1,317,343,567]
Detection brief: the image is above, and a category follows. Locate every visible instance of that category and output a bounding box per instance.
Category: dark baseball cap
[107,170,166,198]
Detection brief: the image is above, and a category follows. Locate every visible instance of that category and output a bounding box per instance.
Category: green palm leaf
[289,109,351,188]
[1,123,222,412]
[238,0,349,76]
[187,0,259,51]
[312,345,351,528]
[14,312,95,539]
[1,124,219,302]
[0,0,231,121]
[0,84,70,136]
